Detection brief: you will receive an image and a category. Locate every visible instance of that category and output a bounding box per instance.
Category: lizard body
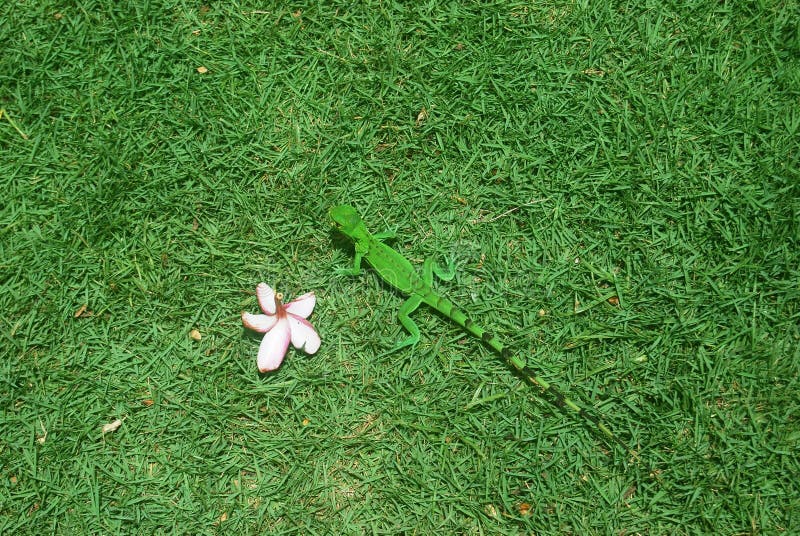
[330,204,625,449]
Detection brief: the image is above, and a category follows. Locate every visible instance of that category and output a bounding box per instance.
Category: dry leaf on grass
[416,107,428,126]
[102,418,123,435]
[73,304,93,318]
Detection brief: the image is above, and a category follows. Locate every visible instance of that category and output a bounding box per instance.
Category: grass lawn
[2,1,799,533]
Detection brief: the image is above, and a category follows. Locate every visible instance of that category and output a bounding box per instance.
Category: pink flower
[242,283,321,372]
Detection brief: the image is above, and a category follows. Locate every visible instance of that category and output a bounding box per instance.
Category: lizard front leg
[336,241,368,276]
[373,229,397,241]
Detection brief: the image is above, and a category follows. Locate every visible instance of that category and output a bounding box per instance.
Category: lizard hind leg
[391,294,423,350]
[425,257,456,283]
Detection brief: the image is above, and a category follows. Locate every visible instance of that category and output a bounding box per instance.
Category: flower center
[273,292,286,316]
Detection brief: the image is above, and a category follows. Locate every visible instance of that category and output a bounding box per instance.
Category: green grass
[2,0,799,533]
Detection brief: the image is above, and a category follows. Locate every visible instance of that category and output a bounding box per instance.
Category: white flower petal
[285,292,316,319]
[257,319,291,372]
[288,314,321,354]
[242,312,278,333]
[256,283,276,314]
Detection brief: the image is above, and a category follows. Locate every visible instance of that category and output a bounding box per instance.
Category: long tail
[430,294,627,450]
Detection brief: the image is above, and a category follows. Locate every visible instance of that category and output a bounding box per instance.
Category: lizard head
[329,204,363,237]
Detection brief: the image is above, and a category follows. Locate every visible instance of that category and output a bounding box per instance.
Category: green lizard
[330,204,626,450]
